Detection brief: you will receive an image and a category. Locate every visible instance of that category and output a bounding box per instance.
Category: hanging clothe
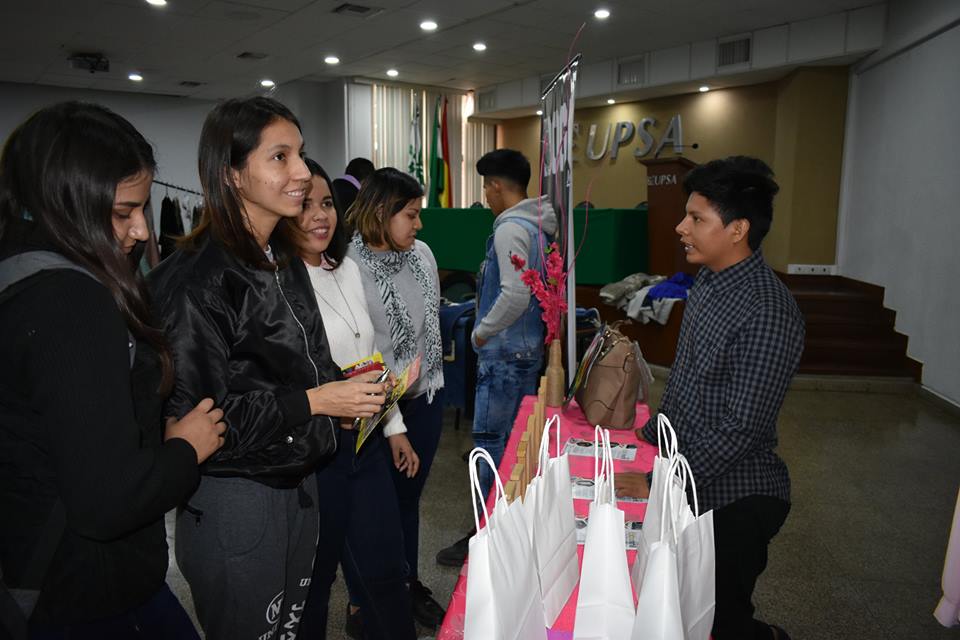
[159,196,184,261]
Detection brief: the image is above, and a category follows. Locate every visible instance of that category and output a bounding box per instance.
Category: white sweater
[305,256,406,437]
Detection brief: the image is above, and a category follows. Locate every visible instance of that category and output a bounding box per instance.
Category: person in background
[345,157,376,184]
[436,148,556,567]
[0,102,225,639]
[347,168,447,631]
[333,157,377,224]
[290,159,417,640]
[619,156,804,640]
[150,97,388,640]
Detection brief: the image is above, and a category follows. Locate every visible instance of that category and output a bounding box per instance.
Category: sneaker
[435,532,472,567]
[345,603,362,640]
[408,579,446,629]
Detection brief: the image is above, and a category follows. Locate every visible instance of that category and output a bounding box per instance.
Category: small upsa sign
[574,114,684,161]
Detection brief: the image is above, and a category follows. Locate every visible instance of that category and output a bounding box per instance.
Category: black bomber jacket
[149,234,340,487]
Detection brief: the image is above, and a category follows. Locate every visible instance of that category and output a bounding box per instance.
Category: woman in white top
[291,159,417,640]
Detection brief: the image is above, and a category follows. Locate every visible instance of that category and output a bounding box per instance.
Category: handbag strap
[0,251,136,367]
[0,500,65,636]
[0,252,136,628]
[0,582,27,640]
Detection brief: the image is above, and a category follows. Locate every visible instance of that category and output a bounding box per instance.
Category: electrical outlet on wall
[787,264,837,275]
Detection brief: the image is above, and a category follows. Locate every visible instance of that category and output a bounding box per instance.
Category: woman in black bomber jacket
[149,97,388,640]
[0,103,225,638]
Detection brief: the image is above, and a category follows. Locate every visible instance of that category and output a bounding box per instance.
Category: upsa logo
[266,590,285,625]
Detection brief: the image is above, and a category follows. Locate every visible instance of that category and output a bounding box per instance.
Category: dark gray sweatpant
[175,475,319,640]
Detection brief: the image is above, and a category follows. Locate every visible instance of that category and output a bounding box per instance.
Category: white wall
[314,80,348,177]
[0,80,360,230]
[836,0,960,404]
[0,81,214,227]
[275,79,347,177]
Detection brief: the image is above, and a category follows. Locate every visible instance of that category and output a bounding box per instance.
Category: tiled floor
[167,377,960,639]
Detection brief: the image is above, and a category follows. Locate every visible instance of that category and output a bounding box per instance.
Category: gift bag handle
[469,448,506,533]
[603,429,615,503]
[659,455,680,546]
[593,425,604,490]
[592,426,616,505]
[535,414,562,478]
[657,413,678,459]
[669,453,700,517]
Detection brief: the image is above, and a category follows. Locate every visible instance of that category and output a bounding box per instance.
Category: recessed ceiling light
[699,85,710,92]
[594,8,610,19]
[606,98,615,105]
[146,0,167,6]
[325,55,340,65]
[473,42,487,52]
[386,69,399,77]
[260,78,276,88]
[420,20,438,31]
[128,72,143,82]
[536,110,543,116]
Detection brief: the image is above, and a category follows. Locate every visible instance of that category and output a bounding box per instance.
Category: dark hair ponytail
[0,101,174,391]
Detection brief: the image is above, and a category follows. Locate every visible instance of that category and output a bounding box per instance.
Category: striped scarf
[351,233,443,403]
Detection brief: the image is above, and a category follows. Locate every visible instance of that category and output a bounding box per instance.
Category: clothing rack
[155,179,202,197]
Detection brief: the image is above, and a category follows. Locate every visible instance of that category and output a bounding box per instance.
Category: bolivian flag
[428,95,452,208]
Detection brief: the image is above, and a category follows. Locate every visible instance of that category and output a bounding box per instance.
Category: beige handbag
[571,322,652,429]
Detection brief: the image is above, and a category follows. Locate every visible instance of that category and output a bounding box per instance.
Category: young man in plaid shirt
[620,156,804,640]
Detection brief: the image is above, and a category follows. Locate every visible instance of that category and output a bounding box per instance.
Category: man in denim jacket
[436,149,556,567]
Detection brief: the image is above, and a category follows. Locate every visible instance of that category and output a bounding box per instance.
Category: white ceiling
[0,0,874,99]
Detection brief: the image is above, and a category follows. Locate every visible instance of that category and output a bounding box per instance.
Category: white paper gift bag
[672,456,715,640]
[640,414,679,555]
[573,428,636,640]
[464,449,505,640]
[633,414,690,591]
[632,454,715,640]
[632,459,684,640]
[530,415,579,626]
[465,448,547,640]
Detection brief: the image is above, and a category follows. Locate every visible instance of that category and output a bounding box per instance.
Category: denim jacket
[475,216,549,361]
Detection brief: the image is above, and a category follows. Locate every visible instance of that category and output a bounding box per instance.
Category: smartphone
[352,367,391,429]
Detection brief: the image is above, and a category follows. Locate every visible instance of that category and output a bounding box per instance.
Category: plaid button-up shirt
[641,250,804,512]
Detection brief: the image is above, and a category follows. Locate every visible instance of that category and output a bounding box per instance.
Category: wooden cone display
[545,339,565,407]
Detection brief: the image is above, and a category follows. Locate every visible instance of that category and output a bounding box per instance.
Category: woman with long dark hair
[346,167,447,630]
[149,97,387,640]
[284,159,417,639]
[0,102,225,638]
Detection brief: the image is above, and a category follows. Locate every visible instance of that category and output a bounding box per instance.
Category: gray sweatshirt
[473,196,559,341]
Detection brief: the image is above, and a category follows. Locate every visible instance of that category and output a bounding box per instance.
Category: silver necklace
[312,269,361,340]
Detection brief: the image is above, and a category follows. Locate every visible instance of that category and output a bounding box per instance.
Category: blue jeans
[301,429,415,640]
[340,391,445,614]
[389,390,445,580]
[471,357,541,500]
[29,584,199,640]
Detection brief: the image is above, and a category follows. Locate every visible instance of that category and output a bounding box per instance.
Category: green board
[417,207,649,285]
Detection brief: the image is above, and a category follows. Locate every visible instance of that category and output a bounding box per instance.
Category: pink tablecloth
[438,397,655,639]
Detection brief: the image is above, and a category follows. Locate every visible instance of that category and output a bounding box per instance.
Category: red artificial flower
[518,241,568,344]
[510,253,527,271]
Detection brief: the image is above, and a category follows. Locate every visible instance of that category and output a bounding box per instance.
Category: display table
[437,396,656,639]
